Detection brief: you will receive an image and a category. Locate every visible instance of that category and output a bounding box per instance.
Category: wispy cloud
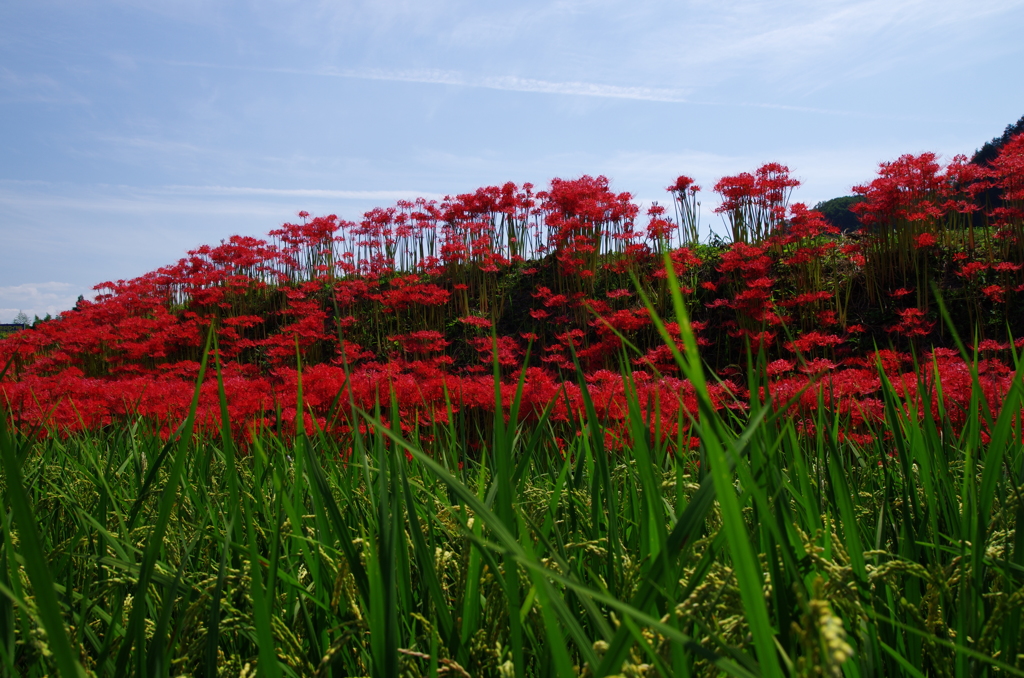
[0,182,445,217]
[0,186,288,218]
[347,68,692,102]
[631,0,1024,91]
[161,60,693,103]
[159,59,939,120]
[159,185,448,201]
[237,0,1023,97]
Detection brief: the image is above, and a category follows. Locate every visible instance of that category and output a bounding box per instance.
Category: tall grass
[1,263,1023,676]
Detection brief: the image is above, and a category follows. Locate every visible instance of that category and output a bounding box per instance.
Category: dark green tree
[813,195,865,233]
[969,114,1024,215]
[972,114,1024,166]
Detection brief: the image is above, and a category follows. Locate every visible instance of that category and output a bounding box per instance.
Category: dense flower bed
[2,135,1023,448]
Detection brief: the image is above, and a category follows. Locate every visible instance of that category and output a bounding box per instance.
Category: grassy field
[2,275,1023,678]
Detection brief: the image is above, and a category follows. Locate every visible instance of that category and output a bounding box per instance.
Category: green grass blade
[244,495,283,678]
[113,322,215,676]
[0,414,86,678]
[400,461,459,656]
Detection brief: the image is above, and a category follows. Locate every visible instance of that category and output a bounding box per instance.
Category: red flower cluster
[2,141,1023,451]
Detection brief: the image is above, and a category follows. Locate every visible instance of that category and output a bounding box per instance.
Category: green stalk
[0,414,86,678]
[113,322,215,677]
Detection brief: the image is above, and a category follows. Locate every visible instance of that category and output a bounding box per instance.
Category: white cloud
[0,282,88,321]
[159,185,447,201]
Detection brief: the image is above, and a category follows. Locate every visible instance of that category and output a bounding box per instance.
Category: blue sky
[2,0,1022,320]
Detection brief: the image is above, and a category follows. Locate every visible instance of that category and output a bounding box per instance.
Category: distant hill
[813,195,865,233]
[972,114,1024,166]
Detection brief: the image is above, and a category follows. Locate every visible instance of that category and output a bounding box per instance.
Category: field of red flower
[2,134,1023,450]
[3,132,1024,678]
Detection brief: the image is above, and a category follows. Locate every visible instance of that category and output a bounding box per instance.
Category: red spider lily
[469,336,522,367]
[729,329,777,352]
[717,242,772,281]
[780,291,833,307]
[839,243,867,267]
[781,203,838,242]
[370,275,450,312]
[653,247,702,281]
[535,175,639,276]
[592,309,652,335]
[816,310,839,326]
[851,153,948,227]
[888,308,934,337]
[581,298,611,315]
[957,262,989,279]
[666,175,702,246]
[714,163,800,243]
[988,132,1024,202]
[976,339,1009,352]
[785,331,844,353]
[668,175,697,193]
[531,286,552,299]
[766,359,795,376]
[3,161,1023,450]
[389,330,450,354]
[798,358,837,375]
[981,285,1006,304]
[459,315,492,329]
